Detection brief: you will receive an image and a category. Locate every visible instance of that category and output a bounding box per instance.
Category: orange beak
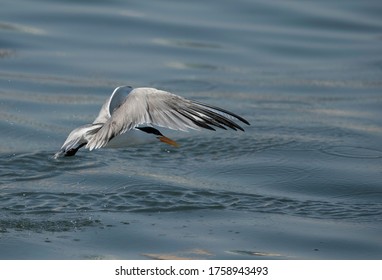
[158,136,179,147]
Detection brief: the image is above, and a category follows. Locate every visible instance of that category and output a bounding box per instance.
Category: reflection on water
[0,21,46,35]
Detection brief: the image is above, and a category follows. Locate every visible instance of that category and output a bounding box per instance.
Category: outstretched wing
[86,87,250,150]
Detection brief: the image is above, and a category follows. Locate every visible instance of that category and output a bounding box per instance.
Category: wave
[1,186,380,223]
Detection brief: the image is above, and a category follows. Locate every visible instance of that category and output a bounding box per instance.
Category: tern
[54,86,250,158]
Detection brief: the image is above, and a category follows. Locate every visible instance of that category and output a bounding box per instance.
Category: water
[1,0,381,259]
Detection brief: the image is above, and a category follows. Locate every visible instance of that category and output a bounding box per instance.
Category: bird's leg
[136,126,179,147]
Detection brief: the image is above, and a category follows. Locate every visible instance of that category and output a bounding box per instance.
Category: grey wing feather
[86,88,249,150]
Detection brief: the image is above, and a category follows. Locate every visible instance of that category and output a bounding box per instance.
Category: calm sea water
[0,0,381,259]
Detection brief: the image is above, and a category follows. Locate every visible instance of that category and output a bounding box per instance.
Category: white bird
[54,86,250,158]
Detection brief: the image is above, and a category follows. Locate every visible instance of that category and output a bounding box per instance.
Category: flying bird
[54,86,250,158]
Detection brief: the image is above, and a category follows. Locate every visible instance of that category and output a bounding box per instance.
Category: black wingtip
[192,100,250,126]
[241,118,250,126]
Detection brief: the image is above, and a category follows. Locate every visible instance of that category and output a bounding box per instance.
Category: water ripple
[1,188,380,223]
[0,151,104,184]
[320,145,382,159]
[0,215,101,233]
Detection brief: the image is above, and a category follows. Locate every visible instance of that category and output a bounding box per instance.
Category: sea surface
[0,0,381,259]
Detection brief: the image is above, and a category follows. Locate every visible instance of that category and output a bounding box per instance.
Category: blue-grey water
[1,0,381,259]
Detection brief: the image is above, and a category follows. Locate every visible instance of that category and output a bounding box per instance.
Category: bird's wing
[92,86,133,124]
[86,87,249,150]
